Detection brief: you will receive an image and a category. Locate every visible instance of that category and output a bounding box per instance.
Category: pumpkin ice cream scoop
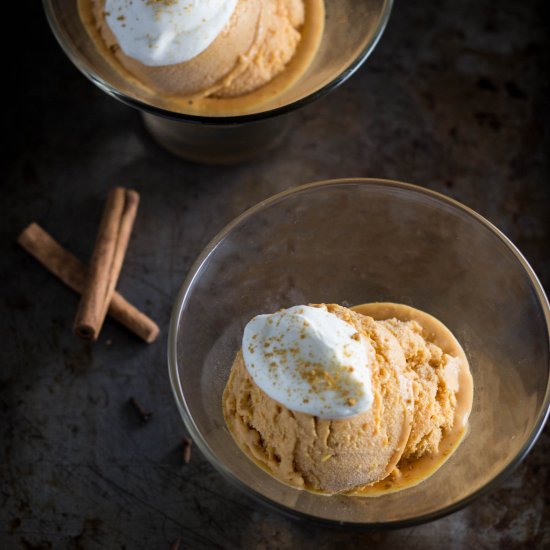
[78,0,325,113]
[223,303,473,495]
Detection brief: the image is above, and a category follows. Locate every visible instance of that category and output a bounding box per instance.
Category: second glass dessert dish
[43,0,393,162]
[169,178,550,526]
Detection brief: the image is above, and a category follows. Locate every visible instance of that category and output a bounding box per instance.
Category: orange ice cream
[223,303,473,495]
[78,0,325,113]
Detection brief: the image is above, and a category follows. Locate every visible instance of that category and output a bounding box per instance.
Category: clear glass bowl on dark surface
[168,178,550,527]
[43,1,393,162]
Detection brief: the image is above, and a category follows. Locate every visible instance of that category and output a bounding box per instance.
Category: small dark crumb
[182,437,193,464]
[505,80,527,99]
[129,397,153,424]
[476,77,497,92]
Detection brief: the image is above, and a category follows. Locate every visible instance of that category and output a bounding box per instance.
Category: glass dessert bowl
[43,0,393,163]
[168,178,550,526]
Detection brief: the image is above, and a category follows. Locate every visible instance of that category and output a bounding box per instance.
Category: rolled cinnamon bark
[18,223,159,343]
[74,188,140,341]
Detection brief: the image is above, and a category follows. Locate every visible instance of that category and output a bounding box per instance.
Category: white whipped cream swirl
[242,306,374,420]
[105,0,238,66]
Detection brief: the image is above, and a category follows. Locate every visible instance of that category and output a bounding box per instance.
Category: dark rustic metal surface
[2,1,549,548]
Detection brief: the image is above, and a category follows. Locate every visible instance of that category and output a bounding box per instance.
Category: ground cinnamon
[18,223,159,343]
[74,187,140,341]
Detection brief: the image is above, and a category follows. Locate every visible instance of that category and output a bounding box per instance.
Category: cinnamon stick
[74,188,140,341]
[18,223,159,343]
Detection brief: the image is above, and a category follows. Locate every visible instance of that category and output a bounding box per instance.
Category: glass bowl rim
[42,0,394,125]
[168,177,550,527]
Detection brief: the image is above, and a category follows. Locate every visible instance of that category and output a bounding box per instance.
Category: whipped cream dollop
[242,306,374,419]
[104,0,238,66]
